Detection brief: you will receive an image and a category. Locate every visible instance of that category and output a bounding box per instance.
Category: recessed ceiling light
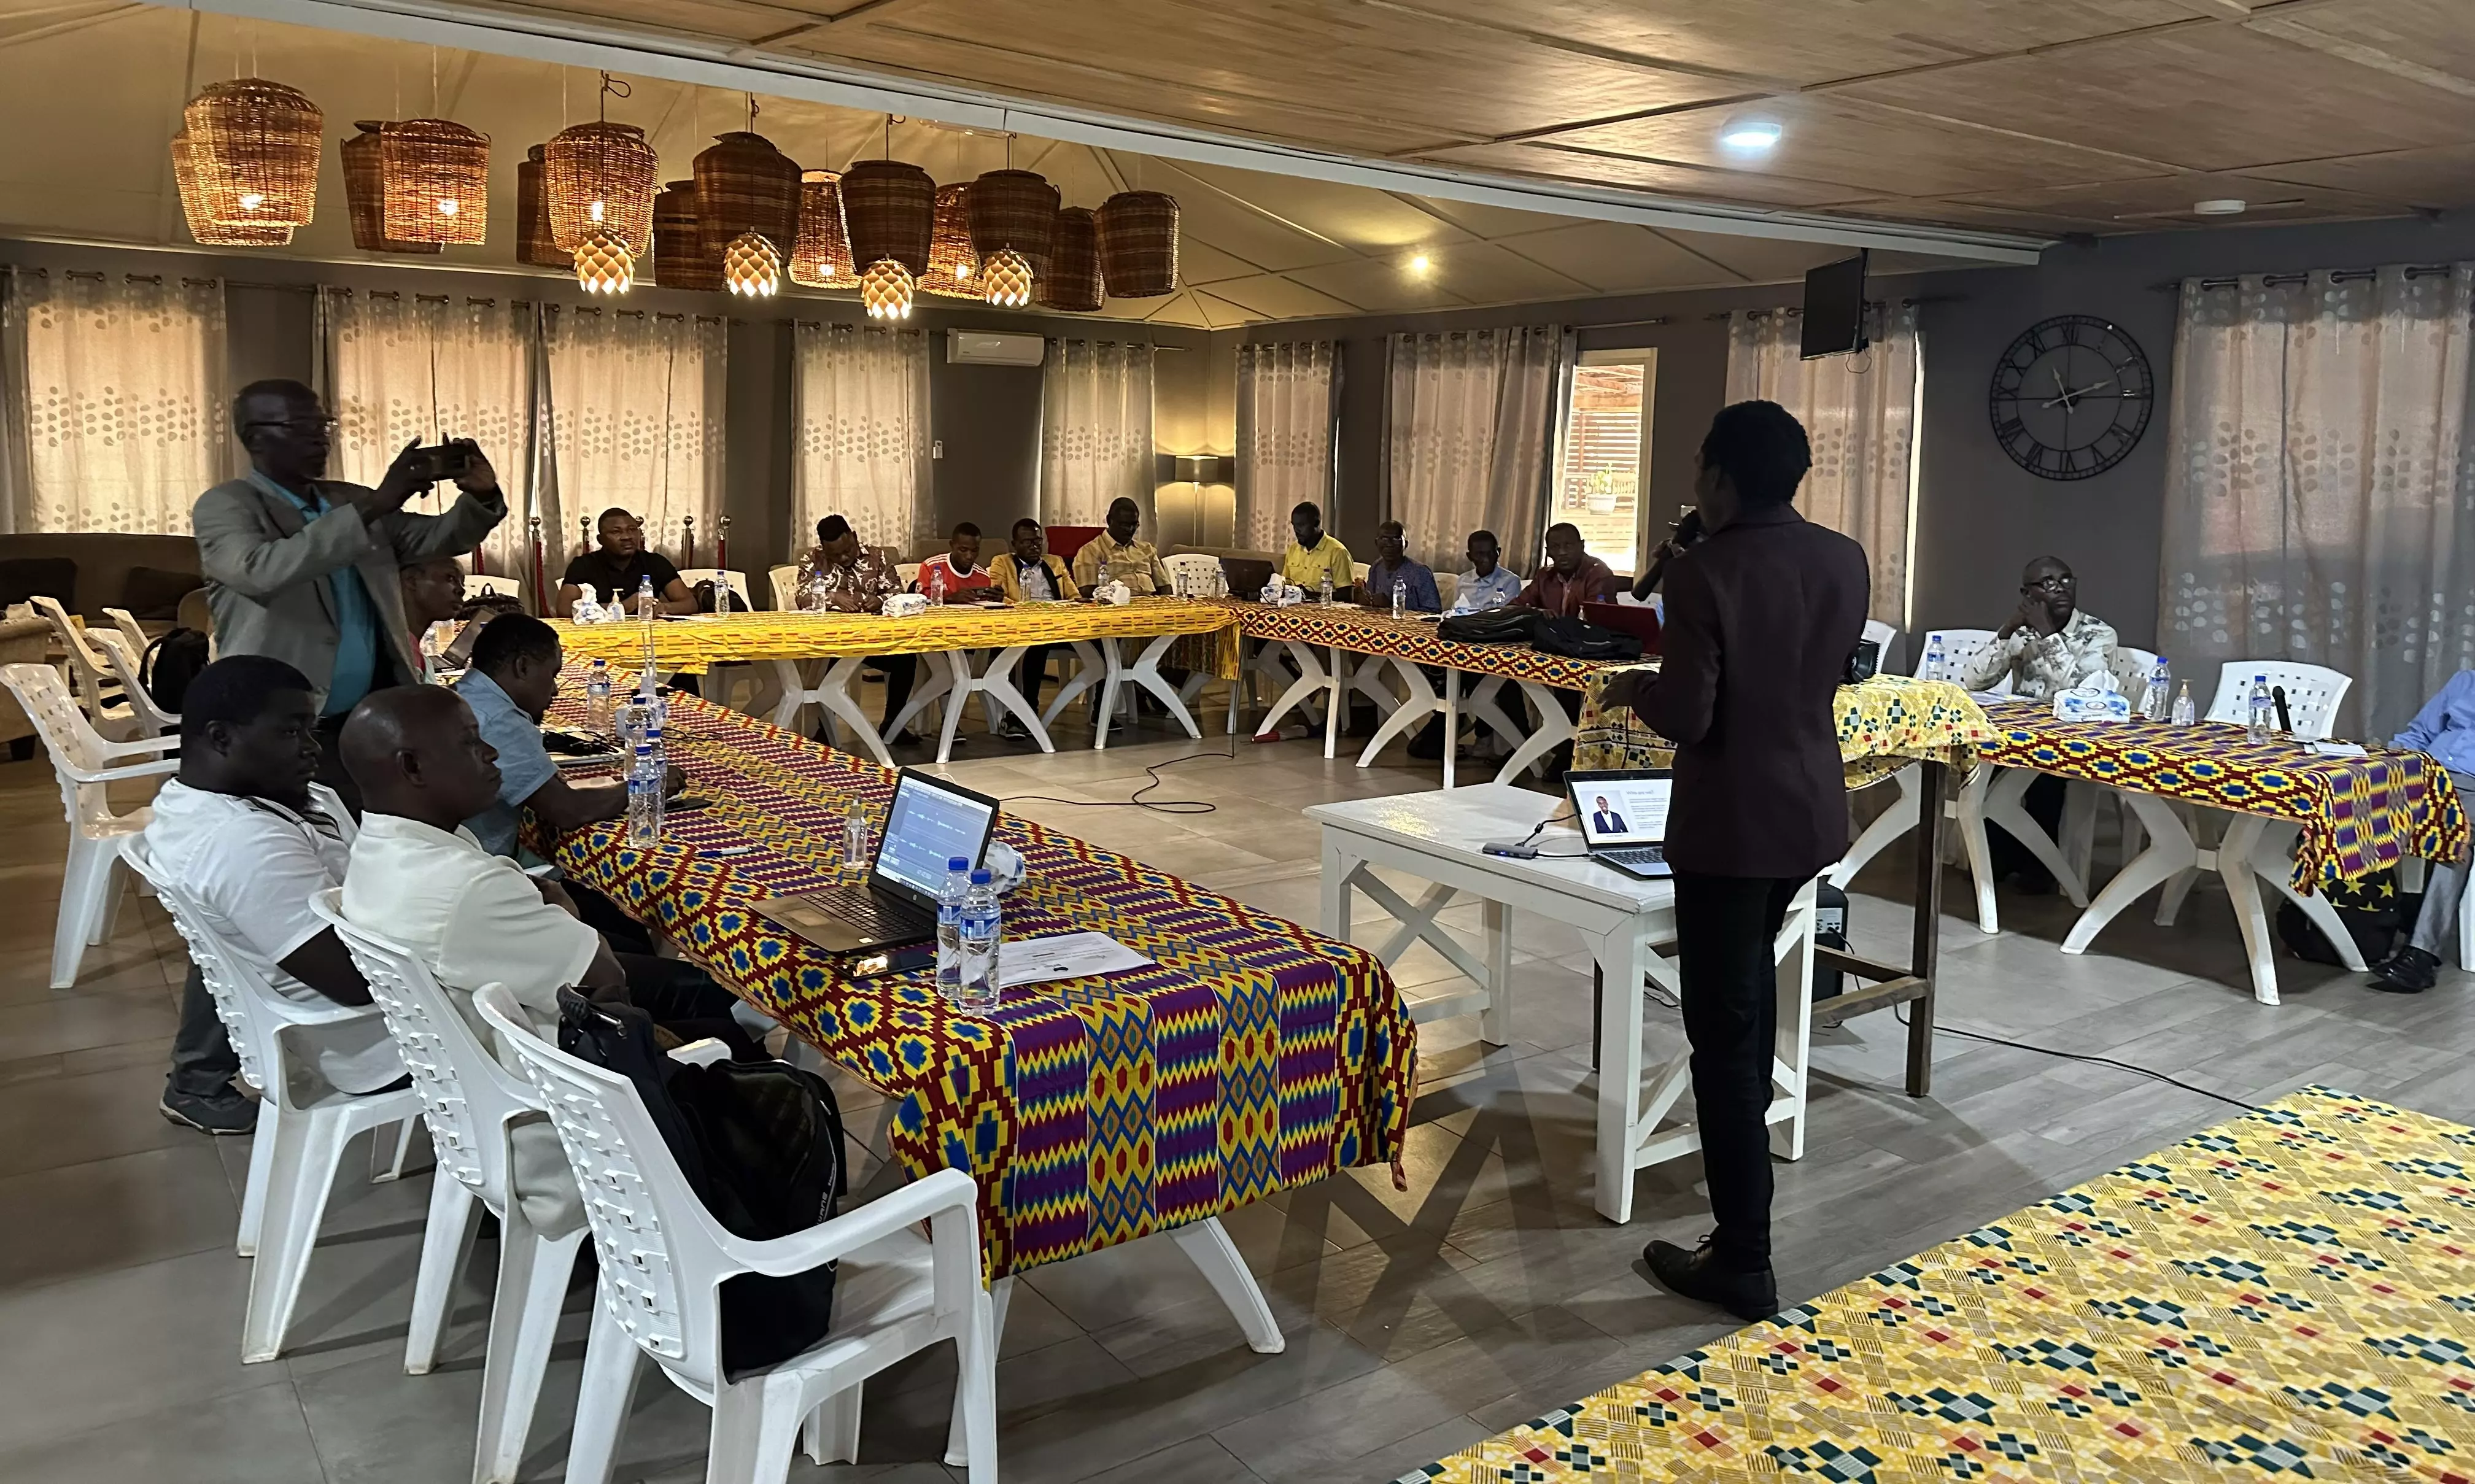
[1718,115,1783,152]
[1408,253,1432,274]
[2193,198,2247,215]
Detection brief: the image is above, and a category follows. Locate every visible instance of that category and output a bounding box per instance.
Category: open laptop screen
[872,771,1001,905]
[1565,771,1672,848]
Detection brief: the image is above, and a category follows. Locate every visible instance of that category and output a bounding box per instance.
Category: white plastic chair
[673,568,759,711]
[896,561,922,590]
[2202,660,2352,741]
[101,605,152,656]
[471,983,999,1484]
[89,628,180,740]
[120,838,430,1363]
[1350,560,1369,589]
[767,563,802,611]
[463,573,524,602]
[31,595,139,741]
[1861,619,1902,678]
[1435,570,1458,611]
[2,663,177,986]
[1162,551,1225,598]
[312,892,581,1484]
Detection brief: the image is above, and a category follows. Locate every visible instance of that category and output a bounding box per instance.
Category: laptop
[1580,601,1662,654]
[1220,555,1276,602]
[1563,768,1673,879]
[759,770,1002,955]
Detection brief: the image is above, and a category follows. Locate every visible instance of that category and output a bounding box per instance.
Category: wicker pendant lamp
[171,133,292,246]
[969,165,1057,274]
[648,179,719,291]
[693,101,799,299]
[842,120,934,321]
[545,77,657,256]
[381,118,490,245]
[789,171,858,288]
[1036,206,1102,312]
[918,184,980,298]
[516,145,566,267]
[342,123,442,255]
[1095,190,1179,297]
[183,77,322,230]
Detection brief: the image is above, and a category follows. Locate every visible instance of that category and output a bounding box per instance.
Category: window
[1551,349,1657,576]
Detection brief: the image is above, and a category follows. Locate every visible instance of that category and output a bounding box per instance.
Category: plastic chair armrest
[65,756,180,786]
[92,731,181,763]
[720,1167,979,1278]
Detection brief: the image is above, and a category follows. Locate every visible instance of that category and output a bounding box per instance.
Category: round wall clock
[1988,314,2153,481]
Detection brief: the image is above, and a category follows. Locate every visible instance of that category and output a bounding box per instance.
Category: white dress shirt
[145,779,403,1097]
[1958,609,2119,702]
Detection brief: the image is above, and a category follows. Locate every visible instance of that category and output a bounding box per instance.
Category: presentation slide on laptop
[877,780,994,895]
[1571,779,1671,846]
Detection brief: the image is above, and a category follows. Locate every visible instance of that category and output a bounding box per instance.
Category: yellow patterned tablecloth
[1575,668,1995,789]
[1226,601,1629,691]
[551,597,1242,678]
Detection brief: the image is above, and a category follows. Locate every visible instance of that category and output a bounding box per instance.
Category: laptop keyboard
[1600,845,1666,866]
[808,891,926,936]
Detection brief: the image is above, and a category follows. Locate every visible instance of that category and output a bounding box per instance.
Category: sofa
[0,533,203,625]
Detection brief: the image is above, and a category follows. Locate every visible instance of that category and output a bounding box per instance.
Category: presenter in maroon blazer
[1603,400,1869,1321]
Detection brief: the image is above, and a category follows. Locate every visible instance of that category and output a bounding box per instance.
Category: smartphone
[406,441,476,483]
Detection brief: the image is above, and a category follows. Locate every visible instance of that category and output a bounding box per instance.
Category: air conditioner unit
[945,330,1046,367]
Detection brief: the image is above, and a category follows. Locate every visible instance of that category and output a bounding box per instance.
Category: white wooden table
[1306,784,1818,1224]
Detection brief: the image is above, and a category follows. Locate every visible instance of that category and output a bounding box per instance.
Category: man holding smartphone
[193,379,506,813]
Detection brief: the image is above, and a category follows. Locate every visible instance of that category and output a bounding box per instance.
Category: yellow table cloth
[551,597,1242,678]
[1574,668,1996,788]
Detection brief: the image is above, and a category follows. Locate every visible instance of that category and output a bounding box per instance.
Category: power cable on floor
[1893,1004,2260,1111]
[997,731,1239,816]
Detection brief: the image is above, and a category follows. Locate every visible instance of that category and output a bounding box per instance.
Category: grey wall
[1252,212,2475,655]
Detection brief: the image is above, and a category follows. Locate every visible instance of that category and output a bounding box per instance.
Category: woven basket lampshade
[1095,190,1179,298]
[544,122,657,255]
[183,78,322,229]
[789,171,858,288]
[516,145,566,268]
[649,179,721,291]
[918,184,980,299]
[840,159,935,276]
[341,123,441,255]
[171,133,292,246]
[381,118,490,245]
[1036,206,1102,312]
[575,230,635,295]
[968,168,1058,277]
[692,131,799,268]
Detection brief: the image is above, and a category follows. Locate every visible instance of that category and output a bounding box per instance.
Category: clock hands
[2042,377,2114,410]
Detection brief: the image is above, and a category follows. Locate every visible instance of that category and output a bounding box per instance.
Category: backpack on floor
[2272,868,2411,967]
[557,989,849,1379]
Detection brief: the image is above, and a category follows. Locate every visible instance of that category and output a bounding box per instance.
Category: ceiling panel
[1487,221,1745,293]
[2252,144,2475,210]
[1172,239,1265,287]
[1413,239,1603,303]
[1164,161,1479,253]
[1416,141,1870,209]
[1196,273,1366,320]
[1404,194,1587,240]
[1156,185,1364,274]
[1950,171,2409,225]
[1663,232,1864,285]
[1282,257,1473,314]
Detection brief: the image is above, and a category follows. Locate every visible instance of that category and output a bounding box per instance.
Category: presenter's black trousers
[1671,870,1801,1272]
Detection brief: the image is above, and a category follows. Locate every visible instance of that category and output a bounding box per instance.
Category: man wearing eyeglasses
[193,379,506,811]
[1958,555,2117,894]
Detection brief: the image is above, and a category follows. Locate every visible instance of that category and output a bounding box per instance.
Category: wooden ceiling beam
[1348,0,1796,92]
[2244,17,2475,100]
[742,0,936,52]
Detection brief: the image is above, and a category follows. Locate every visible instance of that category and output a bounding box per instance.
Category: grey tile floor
[2,702,2469,1483]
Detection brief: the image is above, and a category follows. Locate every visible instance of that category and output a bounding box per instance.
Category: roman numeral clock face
[1989,315,2154,481]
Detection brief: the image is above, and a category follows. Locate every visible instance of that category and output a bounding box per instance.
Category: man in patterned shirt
[794,514,918,744]
[1960,555,2117,893]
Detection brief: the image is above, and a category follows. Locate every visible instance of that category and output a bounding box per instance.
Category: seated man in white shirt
[1959,555,2120,892]
[152,656,403,1133]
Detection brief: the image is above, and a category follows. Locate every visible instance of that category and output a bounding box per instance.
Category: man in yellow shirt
[1072,498,1176,595]
[1280,501,1355,601]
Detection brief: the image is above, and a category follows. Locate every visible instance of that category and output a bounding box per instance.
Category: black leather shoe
[1643,1238,1778,1322]
[2371,945,2441,994]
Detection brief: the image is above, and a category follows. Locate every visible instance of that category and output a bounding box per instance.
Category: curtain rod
[31,268,223,289]
[1705,295,1953,322]
[775,317,1191,347]
[2153,263,2462,292]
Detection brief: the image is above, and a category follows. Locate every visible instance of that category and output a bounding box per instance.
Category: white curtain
[1,269,229,535]
[792,322,932,560]
[2160,265,2475,739]
[543,307,726,571]
[1385,327,1561,568]
[1040,339,1155,528]
[1235,341,1338,554]
[314,288,538,585]
[1726,304,1919,625]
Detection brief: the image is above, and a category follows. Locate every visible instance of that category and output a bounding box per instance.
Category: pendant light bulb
[574,230,635,294]
[862,258,916,319]
[722,231,783,297]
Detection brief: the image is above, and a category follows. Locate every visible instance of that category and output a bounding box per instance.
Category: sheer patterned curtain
[791,321,931,558]
[1385,327,1562,566]
[314,288,538,582]
[1040,339,1154,528]
[2161,265,2475,738]
[1726,304,1919,624]
[1,269,229,535]
[1235,341,1338,552]
[543,308,726,569]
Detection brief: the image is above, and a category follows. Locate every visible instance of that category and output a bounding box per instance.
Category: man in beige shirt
[1072,498,1176,595]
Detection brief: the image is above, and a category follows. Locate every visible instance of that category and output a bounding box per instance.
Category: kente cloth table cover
[1574,670,1997,789]
[549,597,1243,679]
[1977,712,2466,892]
[1403,1085,2475,1484]
[550,693,1418,1280]
[1226,601,1618,690]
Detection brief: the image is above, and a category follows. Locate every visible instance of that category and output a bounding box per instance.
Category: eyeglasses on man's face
[2027,573,2076,592]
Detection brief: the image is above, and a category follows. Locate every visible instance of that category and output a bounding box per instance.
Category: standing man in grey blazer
[193,379,506,810]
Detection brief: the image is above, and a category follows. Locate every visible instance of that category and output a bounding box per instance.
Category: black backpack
[557,990,849,1380]
[1438,608,1544,644]
[1532,617,1643,662]
[141,627,212,712]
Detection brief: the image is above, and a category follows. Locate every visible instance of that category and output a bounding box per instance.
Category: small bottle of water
[2142,657,2171,720]
[635,573,657,622]
[2171,681,2197,726]
[1392,577,1407,619]
[956,868,1001,1013]
[935,856,971,1000]
[1921,633,1946,682]
[801,571,831,613]
[1319,571,1334,606]
[644,719,666,787]
[843,807,870,878]
[584,659,613,738]
[626,740,661,845]
[2247,673,2273,742]
[929,566,946,605]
